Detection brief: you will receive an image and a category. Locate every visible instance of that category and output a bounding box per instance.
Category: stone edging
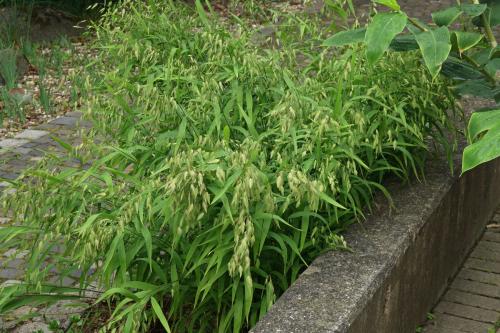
[251,154,500,333]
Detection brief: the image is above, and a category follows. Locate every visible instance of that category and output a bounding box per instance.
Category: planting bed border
[252,152,500,333]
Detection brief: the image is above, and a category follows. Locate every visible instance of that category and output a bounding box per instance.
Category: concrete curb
[251,155,500,333]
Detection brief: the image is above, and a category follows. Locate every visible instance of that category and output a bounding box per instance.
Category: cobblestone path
[0,112,89,332]
[424,209,500,333]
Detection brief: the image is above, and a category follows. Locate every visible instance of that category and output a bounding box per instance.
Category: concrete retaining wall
[251,154,500,333]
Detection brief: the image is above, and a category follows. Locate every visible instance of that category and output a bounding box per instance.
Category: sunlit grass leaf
[151,297,172,333]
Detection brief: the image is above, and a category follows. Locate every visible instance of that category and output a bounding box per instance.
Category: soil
[0,5,93,139]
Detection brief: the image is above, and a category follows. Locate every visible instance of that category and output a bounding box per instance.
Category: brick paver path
[0,112,89,332]
[424,210,500,333]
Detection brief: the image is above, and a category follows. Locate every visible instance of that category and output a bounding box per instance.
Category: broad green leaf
[413,27,452,78]
[471,47,495,65]
[485,58,500,78]
[454,79,499,99]
[468,109,500,140]
[490,4,500,26]
[453,31,483,53]
[441,56,484,80]
[365,12,407,65]
[432,7,463,26]
[373,0,400,11]
[389,34,419,51]
[460,3,487,17]
[323,28,366,47]
[462,109,500,173]
[491,46,500,59]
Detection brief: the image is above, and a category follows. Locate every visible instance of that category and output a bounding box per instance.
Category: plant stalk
[407,17,428,32]
[472,0,498,48]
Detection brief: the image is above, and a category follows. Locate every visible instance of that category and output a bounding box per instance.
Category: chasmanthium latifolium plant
[0,1,457,332]
[324,0,500,173]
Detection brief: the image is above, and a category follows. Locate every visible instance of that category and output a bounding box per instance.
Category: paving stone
[48,275,77,288]
[65,111,83,118]
[0,139,29,149]
[477,240,500,253]
[12,147,33,155]
[483,232,500,243]
[43,300,86,329]
[2,249,29,259]
[443,289,500,312]
[451,278,500,299]
[0,280,21,287]
[13,321,51,333]
[14,130,49,140]
[429,313,491,333]
[435,301,500,324]
[424,325,465,333]
[0,267,22,279]
[465,258,500,274]
[21,141,41,148]
[458,269,500,286]
[471,247,500,264]
[49,116,78,126]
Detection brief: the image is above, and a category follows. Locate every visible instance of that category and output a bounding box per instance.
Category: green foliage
[365,12,407,65]
[0,1,457,332]
[463,108,500,172]
[413,27,452,78]
[324,0,500,172]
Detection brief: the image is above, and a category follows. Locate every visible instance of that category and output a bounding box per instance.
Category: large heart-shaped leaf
[468,109,500,140]
[471,46,499,65]
[432,7,463,26]
[413,27,452,78]
[323,28,366,47]
[365,12,407,65]
[453,31,483,53]
[390,34,419,51]
[373,0,400,11]
[454,79,499,99]
[490,4,500,26]
[485,58,500,78]
[441,56,484,80]
[462,109,500,173]
[460,3,487,17]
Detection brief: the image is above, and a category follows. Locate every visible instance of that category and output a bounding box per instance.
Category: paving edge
[251,155,500,333]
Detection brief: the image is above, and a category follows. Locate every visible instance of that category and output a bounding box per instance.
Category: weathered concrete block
[252,155,500,333]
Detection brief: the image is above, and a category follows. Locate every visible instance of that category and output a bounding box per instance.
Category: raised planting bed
[252,148,500,333]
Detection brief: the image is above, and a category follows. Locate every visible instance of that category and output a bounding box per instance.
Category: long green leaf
[323,28,366,47]
[413,27,452,78]
[432,7,463,26]
[373,0,400,11]
[365,12,407,65]
[151,297,172,333]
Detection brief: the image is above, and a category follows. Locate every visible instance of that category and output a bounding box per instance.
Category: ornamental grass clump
[0,1,457,332]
